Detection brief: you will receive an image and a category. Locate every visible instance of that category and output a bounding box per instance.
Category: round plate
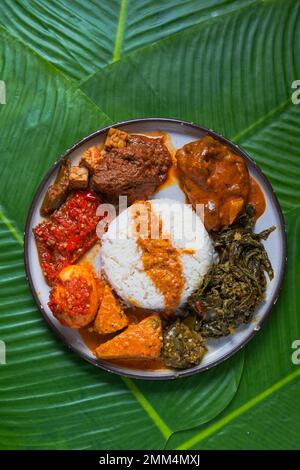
[24,118,287,380]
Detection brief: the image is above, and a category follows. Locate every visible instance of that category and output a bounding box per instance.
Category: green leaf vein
[176,368,300,450]
[113,0,128,62]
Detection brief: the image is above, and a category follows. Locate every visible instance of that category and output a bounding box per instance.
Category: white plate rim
[23,118,287,380]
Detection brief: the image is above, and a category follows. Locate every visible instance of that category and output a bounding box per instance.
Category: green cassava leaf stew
[24,119,286,379]
[187,205,275,339]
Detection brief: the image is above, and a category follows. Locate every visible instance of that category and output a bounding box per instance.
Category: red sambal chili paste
[34,190,102,285]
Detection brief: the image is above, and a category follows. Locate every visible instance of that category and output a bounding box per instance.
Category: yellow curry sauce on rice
[100,199,218,312]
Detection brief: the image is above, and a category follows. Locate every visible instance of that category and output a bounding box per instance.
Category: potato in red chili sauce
[34,190,102,285]
[48,264,100,328]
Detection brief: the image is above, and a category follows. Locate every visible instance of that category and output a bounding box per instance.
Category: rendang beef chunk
[91,130,172,204]
[176,135,251,231]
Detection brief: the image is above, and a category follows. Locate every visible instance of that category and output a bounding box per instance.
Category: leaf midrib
[79,0,262,87]
[113,0,128,62]
[176,367,300,450]
[0,208,23,246]
[230,98,292,142]
[0,24,112,124]
[123,378,172,440]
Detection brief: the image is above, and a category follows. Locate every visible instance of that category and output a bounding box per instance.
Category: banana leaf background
[0,0,300,450]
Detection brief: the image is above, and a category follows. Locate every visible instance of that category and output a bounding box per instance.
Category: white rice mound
[100,199,218,310]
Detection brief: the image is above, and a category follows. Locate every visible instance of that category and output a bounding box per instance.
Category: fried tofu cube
[94,284,128,334]
[104,128,128,149]
[95,314,162,360]
[69,166,89,190]
[80,145,103,173]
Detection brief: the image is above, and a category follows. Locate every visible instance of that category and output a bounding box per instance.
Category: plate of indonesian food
[24,119,286,379]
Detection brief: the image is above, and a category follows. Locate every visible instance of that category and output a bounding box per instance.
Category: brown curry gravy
[248,176,266,220]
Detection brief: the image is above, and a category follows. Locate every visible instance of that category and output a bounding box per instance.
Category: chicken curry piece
[95,314,162,361]
[176,135,262,231]
[94,284,129,334]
